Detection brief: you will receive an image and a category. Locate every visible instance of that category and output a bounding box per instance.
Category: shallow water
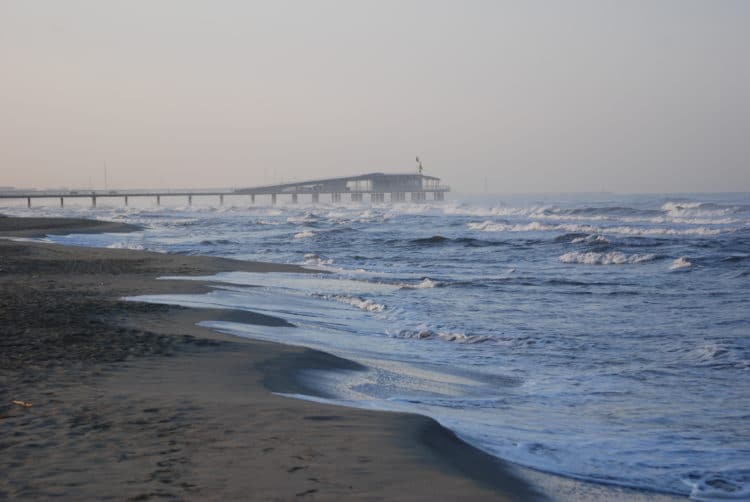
[6,192,750,500]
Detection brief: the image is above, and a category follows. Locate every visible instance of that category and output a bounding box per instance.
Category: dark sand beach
[0,217,535,501]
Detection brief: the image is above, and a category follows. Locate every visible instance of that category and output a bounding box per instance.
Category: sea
[5,192,749,500]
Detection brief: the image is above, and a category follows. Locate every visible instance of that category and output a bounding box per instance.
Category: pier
[0,173,449,207]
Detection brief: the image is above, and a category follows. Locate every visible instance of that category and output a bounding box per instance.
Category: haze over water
[2,1,749,193]
[4,192,749,499]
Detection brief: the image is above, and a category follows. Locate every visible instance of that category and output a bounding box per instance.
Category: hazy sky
[2,1,748,193]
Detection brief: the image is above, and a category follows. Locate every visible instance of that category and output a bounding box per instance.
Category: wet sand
[0,216,686,501]
[0,217,535,501]
[0,215,141,238]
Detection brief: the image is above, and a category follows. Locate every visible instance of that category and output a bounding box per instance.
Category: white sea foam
[317,294,386,312]
[468,221,563,232]
[607,225,724,236]
[670,257,693,271]
[442,202,745,226]
[393,328,495,344]
[661,201,739,222]
[443,205,547,218]
[399,278,440,289]
[287,213,319,224]
[106,241,146,250]
[294,230,315,239]
[684,471,750,501]
[303,253,334,266]
[662,201,704,211]
[468,220,727,236]
[571,234,611,244]
[559,251,657,265]
[690,343,730,363]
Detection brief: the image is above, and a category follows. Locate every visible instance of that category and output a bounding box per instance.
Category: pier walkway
[0,173,449,207]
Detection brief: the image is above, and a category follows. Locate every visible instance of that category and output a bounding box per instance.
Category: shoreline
[0,216,685,500]
[0,216,535,500]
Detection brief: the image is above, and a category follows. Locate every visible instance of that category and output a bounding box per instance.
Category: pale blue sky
[1,1,748,192]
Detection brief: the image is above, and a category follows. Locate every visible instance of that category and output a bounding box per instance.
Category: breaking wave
[571,234,611,244]
[468,220,727,236]
[315,294,386,312]
[294,230,316,239]
[303,253,334,266]
[559,251,657,265]
[106,241,146,251]
[670,257,693,271]
[399,278,441,289]
[392,328,496,344]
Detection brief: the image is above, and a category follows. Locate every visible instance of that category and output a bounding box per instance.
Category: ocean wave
[468,221,568,232]
[315,294,386,312]
[690,343,730,364]
[444,204,658,219]
[685,470,750,501]
[468,220,728,236]
[670,257,693,271]
[409,235,507,248]
[399,278,441,289]
[661,201,746,222]
[667,341,750,371]
[294,230,315,239]
[303,253,333,266]
[200,239,238,246]
[443,203,747,225]
[559,251,657,265]
[411,235,450,245]
[571,234,611,245]
[662,201,705,211]
[286,212,320,224]
[106,241,146,250]
[596,224,727,237]
[443,205,545,218]
[393,328,495,344]
[554,232,590,243]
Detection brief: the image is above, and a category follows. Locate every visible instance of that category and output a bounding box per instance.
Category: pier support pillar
[331,193,341,203]
[60,197,64,208]
[92,195,97,207]
[251,194,255,204]
[156,195,160,206]
[371,193,384,203]
[292,194,298,204]
[351,193,363,203]
[434,192,444,201]
[188,195,193,206]
[391,192,405,202]
[411,192,426,202]
[312,193,319,203]
[220,194,224,205]
[27,197,31,208]
[124,195,128,206]
[271,194,277,205]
